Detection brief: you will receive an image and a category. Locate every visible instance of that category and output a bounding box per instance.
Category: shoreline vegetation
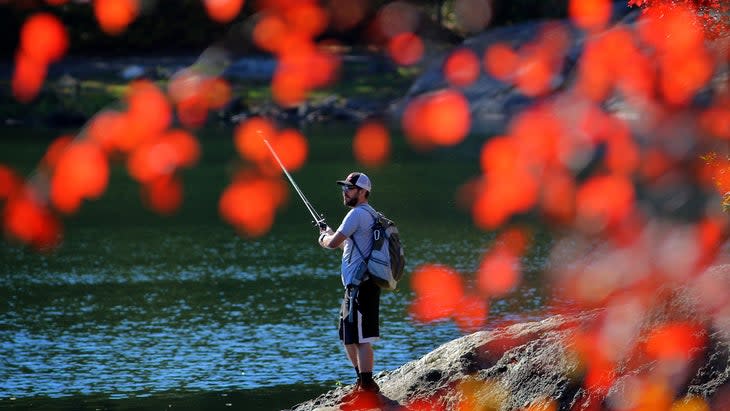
[0,0,576,132]
[0,52,418,131]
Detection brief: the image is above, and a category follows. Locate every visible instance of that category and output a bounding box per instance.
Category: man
[318,171,381,393]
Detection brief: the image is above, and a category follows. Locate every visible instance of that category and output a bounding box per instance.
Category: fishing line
[263,139,325,227]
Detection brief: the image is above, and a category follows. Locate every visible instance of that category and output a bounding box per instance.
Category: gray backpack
[352,205,405,290]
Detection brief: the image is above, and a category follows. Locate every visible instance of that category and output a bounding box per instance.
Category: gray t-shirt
[336,204,375,286]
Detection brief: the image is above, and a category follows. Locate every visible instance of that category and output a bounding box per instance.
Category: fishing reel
[312,216,327,230]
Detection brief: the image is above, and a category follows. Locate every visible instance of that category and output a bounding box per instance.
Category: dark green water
[0,124,552,410]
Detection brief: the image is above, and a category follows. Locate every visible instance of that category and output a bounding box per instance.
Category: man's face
[342,185,361,207]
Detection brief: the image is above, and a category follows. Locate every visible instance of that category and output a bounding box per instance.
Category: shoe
[340,379,361,404]
[359,378,380,393]
[339,389,380,411]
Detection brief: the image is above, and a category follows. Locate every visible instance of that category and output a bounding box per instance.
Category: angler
[264,139,386,394]
[318,172,382,393]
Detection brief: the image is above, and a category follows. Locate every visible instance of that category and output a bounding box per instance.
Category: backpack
[351,205,406,290]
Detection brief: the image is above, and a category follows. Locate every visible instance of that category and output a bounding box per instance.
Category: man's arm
[319,229,347,249]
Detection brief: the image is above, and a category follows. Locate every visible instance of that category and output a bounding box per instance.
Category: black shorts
[339,278,380,344]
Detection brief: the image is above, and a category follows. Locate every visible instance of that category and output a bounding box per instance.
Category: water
[0,126,553,410]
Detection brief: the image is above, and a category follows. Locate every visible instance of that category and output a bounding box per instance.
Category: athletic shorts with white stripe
[339,278,380,344]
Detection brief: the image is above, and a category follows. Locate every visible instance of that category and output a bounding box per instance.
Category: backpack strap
[351,234,367,260]
[343,205,379,287]
[350,204,378,261]
[359,203,380,220]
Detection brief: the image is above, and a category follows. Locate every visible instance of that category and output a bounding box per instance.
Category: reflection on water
[1,226,551,407]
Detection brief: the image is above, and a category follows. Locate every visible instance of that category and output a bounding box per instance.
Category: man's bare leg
[357,343,373,372]
[344,343,373,372]
[344,343,379,392]
[345,343,359,369]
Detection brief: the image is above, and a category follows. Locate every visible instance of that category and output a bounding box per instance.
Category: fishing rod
[263,139,327,229]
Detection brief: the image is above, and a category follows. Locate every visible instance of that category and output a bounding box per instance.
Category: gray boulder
[288,313,591,411]
[386,6,728,136]
[289,265,730,410]
[386,18,587,136]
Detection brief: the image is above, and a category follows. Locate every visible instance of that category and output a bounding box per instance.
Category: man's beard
[345,195,358,207]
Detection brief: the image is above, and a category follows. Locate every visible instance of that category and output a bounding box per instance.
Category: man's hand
[318,225,334,248]
[319,228,346,250]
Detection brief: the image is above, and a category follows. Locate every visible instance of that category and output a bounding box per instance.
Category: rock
[288,313,595,411]
[289,264,730,410]
[225,57,277,80]
[386,6,730,137]
[57,74,80,89]
[223,94,388,126]
[120,65,146,80]
[385,12,595,136]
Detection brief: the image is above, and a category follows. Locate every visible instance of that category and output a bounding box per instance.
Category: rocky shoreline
[288,313,595,411]
[0,53,403,130]
[289,284,730,410]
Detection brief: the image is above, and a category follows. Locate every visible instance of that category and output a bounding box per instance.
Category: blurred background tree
[0,0,571,58]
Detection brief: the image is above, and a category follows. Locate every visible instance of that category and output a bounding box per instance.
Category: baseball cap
[336,172,372,192]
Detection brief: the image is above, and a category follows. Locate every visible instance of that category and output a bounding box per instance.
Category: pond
[0,124,553,410]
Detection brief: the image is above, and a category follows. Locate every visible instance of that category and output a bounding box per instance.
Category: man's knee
[344,342,369,348]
